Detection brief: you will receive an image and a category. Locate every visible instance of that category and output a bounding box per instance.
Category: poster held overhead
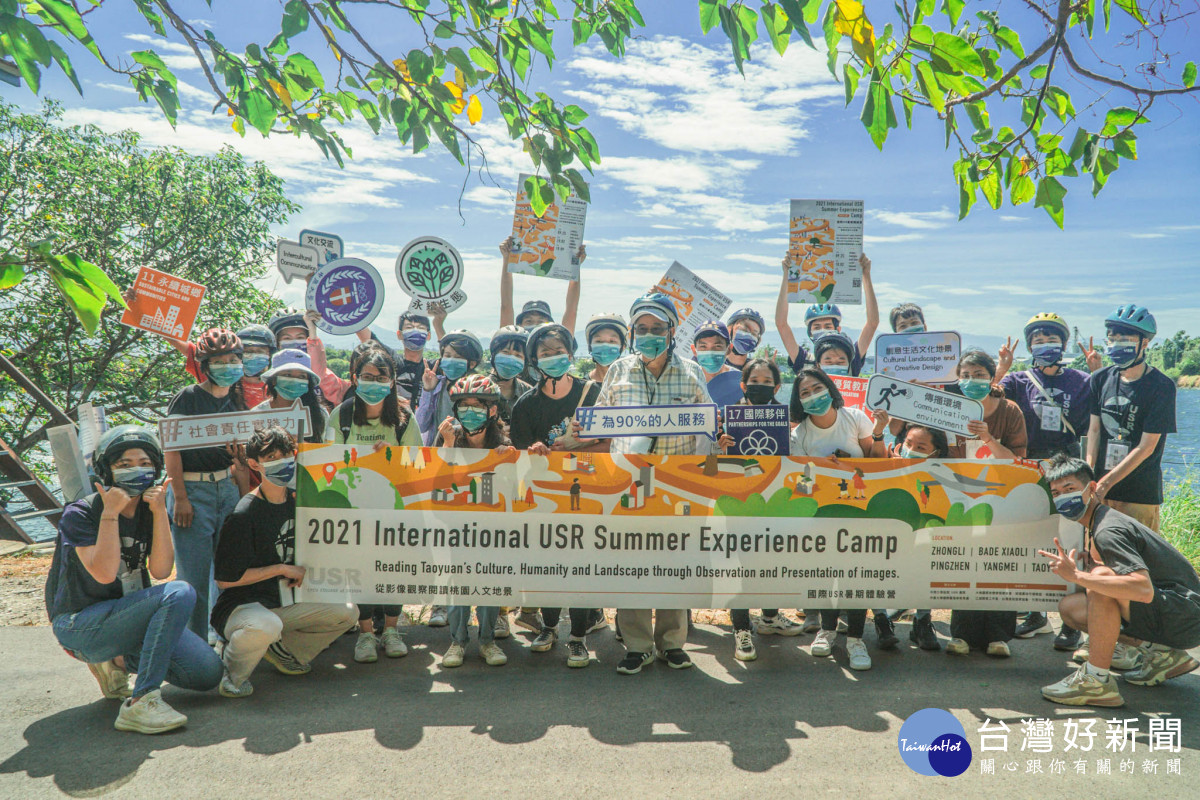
[298,229,344,265]
[305,258,385,335]
[508,172,588,281]
[652,261,732,352]
[120,266,205,342]
[787,199,863,305]
[395,236,468,314]
[276,241,321,284]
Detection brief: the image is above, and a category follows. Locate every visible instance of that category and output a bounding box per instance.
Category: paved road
[2,619,1198,798]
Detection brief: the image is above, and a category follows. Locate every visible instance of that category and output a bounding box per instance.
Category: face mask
[1054,490,1087,521]
[260,456,296,488]
[696,351,726,373]
[731,331,758,356]
[1106,343,1141,368]
[1031,343,1063,368]
[456,406,489,433]
[591,343,621,366]
[402,329,429,352]
[539,353,572,379]
[208,362,244,387]
[522,324,538,333]
[958,378,992,400]
[744,384,777,406]
[493,353,525,380]
[635,334,668,360]
[111,466,157,496]
[800,389,833,416]
[903,324,926,334]
[441,357,469,381]
[900,446,931,459]
[275,376,309,401]
[279,339,307,353]
[355,380,392,405]
[243,354,270,377]
[822,364,850,376]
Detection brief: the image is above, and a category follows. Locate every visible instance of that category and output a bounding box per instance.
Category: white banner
[874,330,962,384]
[158,404,312,451]
[574,403,718,440]
[865,375,983,436]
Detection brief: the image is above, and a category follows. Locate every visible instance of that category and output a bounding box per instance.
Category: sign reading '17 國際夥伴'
[293,445,1079,611]
[508,172,588,282]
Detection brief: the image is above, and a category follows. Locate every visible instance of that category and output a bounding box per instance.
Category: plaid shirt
[595,352,714,455]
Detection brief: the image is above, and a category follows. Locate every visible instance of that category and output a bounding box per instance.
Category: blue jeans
[167,477,240,637]
[52,581,222,698]
[448,606,499,646]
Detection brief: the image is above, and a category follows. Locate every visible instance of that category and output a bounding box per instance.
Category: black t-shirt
[45,494,153,620]
[1092,505,1200,592]
[210,492,296,634]
[166,383,237,472]
[1088,365,1176,504]
[370,332,428,407]
[508,377,600,449]
[496,376,534,424]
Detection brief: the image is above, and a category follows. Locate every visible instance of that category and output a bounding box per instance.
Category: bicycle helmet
[1023,312,1070,347]
[267,308,306,338]
[195,328,243,362]
[440,329,484,363]
[726,307,767,335]
[804,303,843,330]
[525,323,577,367]
[236,324,276,353]
[449,374,502,403]
[584,313,628,350]
[1105,305,1157,338]
[629,292,680,328]
[93,425,164,485]
[813,331,856,363]
[489,325,529,359]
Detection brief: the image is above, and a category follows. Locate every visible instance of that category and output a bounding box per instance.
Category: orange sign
[831,374,874,421]
[120,267,205,341]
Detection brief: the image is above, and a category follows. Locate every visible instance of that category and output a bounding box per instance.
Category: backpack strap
[394,411,411,445]
[335,400,354,444]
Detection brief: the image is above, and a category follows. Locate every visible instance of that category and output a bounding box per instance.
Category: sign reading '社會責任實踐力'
[158,404,312,451]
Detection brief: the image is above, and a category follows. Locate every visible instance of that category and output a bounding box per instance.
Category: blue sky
[9,1,1200,354]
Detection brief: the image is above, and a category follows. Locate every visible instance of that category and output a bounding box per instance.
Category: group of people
[45,239,1198,735]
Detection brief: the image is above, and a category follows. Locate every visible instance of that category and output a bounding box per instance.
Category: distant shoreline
[1179,377,1200,388]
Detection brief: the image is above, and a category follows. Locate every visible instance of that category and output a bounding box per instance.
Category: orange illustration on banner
[120,266,206,341]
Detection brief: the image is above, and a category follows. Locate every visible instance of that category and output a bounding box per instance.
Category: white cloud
[999,215,1027,223]
[863,233,924,244]
[464,185,513,209]
[1129,233,1168,239]
[123,34,196,55]
[868,208,955,230]
[724,253,782,267]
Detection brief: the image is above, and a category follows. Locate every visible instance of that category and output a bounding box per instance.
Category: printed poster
[508,173,588,281]
[653,261,732,352]
[120,266,206,342]
[831,374,874,421]
[874,331,962,384]
[787,199,863,305]
[158,404,312,451]
[864,375,983,437]
[723,405,790,456]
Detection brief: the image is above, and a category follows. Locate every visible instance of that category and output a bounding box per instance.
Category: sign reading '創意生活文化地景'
[293,445,1077,611]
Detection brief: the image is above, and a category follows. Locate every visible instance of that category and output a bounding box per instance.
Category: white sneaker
[1109,642,1142,671]
[219,671,254,698]
[986,641,1011,658]
[946,637,970,655]
[114,690,187,734]
[381,627,408,658]
[427,605,448,627]
[846,637,872,671]
[493,613,512,639]
[734,629,757,661]
[480,642,508,666]
[756,614,803,636]
[354,632,379,663]
[1073,638,1090,664]
[87,659,132,699]
[810,629,837,657]
[442,642,466,668]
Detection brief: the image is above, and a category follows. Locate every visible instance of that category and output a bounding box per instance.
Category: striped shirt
[595,352,714,455]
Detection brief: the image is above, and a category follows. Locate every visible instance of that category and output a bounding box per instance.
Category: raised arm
[857,252,879,357]
[499,237,515,327]
[775,260,803,365]
[561,244,584,334]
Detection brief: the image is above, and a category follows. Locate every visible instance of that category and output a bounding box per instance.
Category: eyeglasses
[633,326,669,336]
[1105,334,1139,345]
[357,375,392,384]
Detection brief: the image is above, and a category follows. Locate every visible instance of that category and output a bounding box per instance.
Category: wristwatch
[872,432,885,441]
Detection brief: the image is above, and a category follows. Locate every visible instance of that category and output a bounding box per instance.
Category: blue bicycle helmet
[630,292,680,328]
[804,303,843,329]
[725,307,766,335]
[525,323,577,366]
[1105,305,1157,338]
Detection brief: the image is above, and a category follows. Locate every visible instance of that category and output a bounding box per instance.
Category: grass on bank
[1164,470,1200,570]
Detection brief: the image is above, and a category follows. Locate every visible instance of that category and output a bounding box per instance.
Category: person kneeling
[1040,454,1200,707]
[212,426,358,697]
[45,426,222,734]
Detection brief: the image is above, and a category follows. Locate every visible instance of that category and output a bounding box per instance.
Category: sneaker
[353,632,379,664]
[480,641,508,666]
[801,610,821,634]
[264,642,311,674]
[846,637,872,671]
[734,629,757,662]
[1015,612,1052,638]
[381,627,408,658]
[1054,625,1082,651]
[1109,642,1143,671]
[427,605,448,627]
[986,641,1011,658]
[442,642,465,668]
[874,615,899,650]
[756,614,802,636]
[493,613,512,640]
[836,618,848,633]
[1042,665,1125,707]
[658,648,693,669]
[113,690,188,734]
[219,671,254,699]
[513,609,543,633]
[566,638,590,668]
[87,660,132,699]
[945,638,970,655]
[530,627,558,652]
[909,617,941,651]
[614,614,623,642]
[616,650,653,675]
[1072,638,1090,664]
[586,609,609,633]
[1123,647,1200,686]
[810,629,837,658]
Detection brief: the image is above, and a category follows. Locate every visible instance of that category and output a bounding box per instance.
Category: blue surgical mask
[958,378,992,400]
[355,380,392,405]
[900,446,930,459]
[1031,343,1063,368]
[456,406,489,433]
[403,329,429,352]
[1054,490,1087,521]
[731,331,758,356]
[110,466,157,496]
[441,357,469,381]
[260,456,296,488]
[822,364,850,376]
[208,362,244,387]
[903,324,926,334]
[591,343,621,366]
[243,354,270,377]
[696,351,726,373]
[539,353,572,379]
[493,353,525,381]
[279,339,307,353]
[1106,343,1141,368]
[800,389,833,416]
[635,334,668,360]
[275,376,310,401]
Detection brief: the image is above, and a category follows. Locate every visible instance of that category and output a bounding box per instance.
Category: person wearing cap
[692,320,735,381]
[584,313,627,383]
[253,349,328,443]
[416,330,485,446]
[591,292,715,674]
[45,425,222,734]
[722,307,767,372]
[774,253,877,376]
[498,235,585,334]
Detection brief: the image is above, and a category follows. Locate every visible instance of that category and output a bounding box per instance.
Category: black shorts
[1123,584,1200,650]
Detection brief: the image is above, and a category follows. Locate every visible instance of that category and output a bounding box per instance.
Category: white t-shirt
[790,407,874,458]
